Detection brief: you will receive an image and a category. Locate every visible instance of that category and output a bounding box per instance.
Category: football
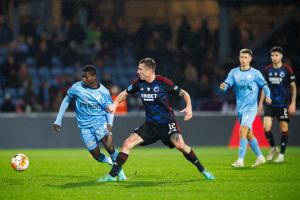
[11,154,29,172]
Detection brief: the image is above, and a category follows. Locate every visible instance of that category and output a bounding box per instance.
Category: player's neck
[240,65,251,71]
[273,62,282,68]
[88,82,99,89]
[145,74,156,83]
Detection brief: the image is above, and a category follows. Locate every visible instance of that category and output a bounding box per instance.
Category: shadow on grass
[47,179,199,189]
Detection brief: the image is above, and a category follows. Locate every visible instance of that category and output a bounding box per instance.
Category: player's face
[239,53,252,67]
[137,64,152,80]
[271,52,282,64]
[82,72,96,86]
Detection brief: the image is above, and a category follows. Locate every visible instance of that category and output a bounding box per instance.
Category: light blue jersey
[54,81,114,150]
[54,81,113,129]
[222,67,271,128]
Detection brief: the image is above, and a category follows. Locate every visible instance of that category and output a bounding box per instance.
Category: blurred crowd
[0,13,299,113]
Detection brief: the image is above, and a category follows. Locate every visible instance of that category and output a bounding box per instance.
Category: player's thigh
[277,107,289,124]
[94,124,108,144]
[239,111,256,136]
[80,128,98,151]
[133,122,159,146]
[156,121,182,148]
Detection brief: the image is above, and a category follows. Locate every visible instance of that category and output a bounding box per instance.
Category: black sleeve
[126,79,140,94]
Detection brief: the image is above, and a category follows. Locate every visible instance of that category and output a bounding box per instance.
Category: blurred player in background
[52,65,126,180]
[220,49,272,167]
[98,58,214,182]
[258,47,297,163]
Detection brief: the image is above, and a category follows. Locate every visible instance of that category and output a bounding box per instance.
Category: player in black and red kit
[97,58,214,182]
[258,47,297,163]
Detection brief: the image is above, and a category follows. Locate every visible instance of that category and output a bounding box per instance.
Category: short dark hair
[270,46,283,54]
[240,48,253,56]
[82,65,96,76]
[139,58,156,71]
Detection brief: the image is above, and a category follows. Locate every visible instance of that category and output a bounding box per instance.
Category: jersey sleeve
[66,84,77,103]
[167,82,181,95]
[224,69,234,87]
[256,70,271,98]
[287,66,296,83]
[255,70,268,88]
[126,79,139,94]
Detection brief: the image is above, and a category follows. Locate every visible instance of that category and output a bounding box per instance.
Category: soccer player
[258,46,297,163]
[52,65,126,180]
[97,58,214,182]
[220,49,272,167]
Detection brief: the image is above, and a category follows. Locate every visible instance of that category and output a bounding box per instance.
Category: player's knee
[123,138,134,150]
[264,127,270,133]
[174,142,186,152]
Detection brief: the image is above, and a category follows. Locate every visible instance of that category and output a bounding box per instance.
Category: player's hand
[107,104,117,113]
[265,97,272,105]
[52,124,61,133]
[220,82,226,90]
[258,104,264,115]
[180,106,192,121]
[106,124,112,132]
[288,103,296,116]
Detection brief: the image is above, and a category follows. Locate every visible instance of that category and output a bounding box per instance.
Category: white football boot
[274,154,284,163]
[266,147,279,161]
[231,159,244,168]
[252,155,266,167]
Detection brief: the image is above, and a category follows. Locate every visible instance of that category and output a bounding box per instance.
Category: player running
[98,58,214,182]
[52,65,126,180]
[220,49,272,167]
[258,46,297,163]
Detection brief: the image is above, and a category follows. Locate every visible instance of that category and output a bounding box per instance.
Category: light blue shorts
[238,110,257,130]
[80,124,110,151]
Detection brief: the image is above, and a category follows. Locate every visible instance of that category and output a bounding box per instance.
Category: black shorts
[264,106,289,122]
[134,121,182,148]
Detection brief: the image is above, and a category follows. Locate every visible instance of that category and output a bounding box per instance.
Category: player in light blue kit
[220,49,272,167]
[52,65,126,180]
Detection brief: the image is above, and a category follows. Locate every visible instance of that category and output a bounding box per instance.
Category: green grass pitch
[1,147,300,200]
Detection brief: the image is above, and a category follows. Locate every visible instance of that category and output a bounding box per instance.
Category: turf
[1,147,300,200]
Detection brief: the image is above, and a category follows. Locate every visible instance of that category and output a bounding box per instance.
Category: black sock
[109,152,128,177]
[183,149,205,173]
[265,131,275,147]
[280,131,288,154]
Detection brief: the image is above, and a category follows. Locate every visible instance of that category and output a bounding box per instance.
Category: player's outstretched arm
[288,82,297,115]
[52,96,71,133]
[179,89,192,121]
[258,90,265,115]
[107,90,129,113]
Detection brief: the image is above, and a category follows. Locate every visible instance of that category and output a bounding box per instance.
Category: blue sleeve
[103,90,114,126]
[53,95,72,126]
[106,112,114,126]
[256,71,271,98]
[223,70,234,91]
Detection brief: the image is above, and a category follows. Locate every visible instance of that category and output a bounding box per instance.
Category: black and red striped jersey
[126,75,181,125]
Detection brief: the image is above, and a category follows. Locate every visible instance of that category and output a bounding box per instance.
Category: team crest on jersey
[274,72,278,76]
[147,87,151,92]
[269,72,272,76]
[153,86,159,93]
[279,72,285,78]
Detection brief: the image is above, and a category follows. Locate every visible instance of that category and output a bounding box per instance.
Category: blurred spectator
[0,94,15,112]
[111,85,128,115]
[0,15,12,45]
